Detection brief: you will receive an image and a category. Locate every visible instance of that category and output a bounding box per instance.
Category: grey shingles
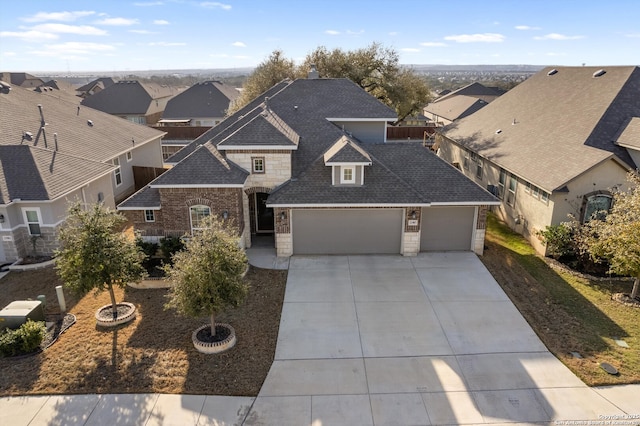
[443,66,640,191]
[324,136,372,164]
[152,144,248,186]
[162,81,238,120]
[118,186,161,209]
[218,108,298,147]
[424,95,488,122]
[81,80,175,115]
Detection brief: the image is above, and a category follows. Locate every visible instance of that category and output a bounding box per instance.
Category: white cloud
[325,30,340,35]
[626,33,640,38]
[232,41,246,47]
[148,41,187,46]
[134,1,164,5]
[22,11,95,23]
[515,25,541,30]
[153,19,169,25]
[534,33,584,40]
[3,52,17,56]
[94,17,139,26]
[388,32,398,36]
[31,41,116,57]
[30,23,107,35]
[200,2,232,10]
[401,48,420,52]
[0,30,58,42]
[129,29,157,34]
[420,41,446,47]
[346,29,364,35]
[444,33,505,43]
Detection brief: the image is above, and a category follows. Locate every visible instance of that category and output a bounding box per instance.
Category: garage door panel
[421,206,475,251]
[292,209,402,255]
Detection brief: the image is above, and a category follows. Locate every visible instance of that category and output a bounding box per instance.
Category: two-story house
[119,74,498,257]
[437,66,639,254]
[0,82,165,262]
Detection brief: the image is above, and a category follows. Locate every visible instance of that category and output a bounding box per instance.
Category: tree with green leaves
[579,171,640,301]
[55,203,147,317]
[164,216,248,338]
[229,43,431,123]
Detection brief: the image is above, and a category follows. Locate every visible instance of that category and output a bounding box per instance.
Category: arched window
[190,205,211,232]
[582,194,612,222]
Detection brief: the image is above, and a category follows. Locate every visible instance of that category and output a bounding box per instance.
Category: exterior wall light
[280,211,287,221]
[222,210,229,220]
[410,210,417,220]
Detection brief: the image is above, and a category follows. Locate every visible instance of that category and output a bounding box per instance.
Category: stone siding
[225,152,291,188]
[402,231,420,256]
[275,233,293,257]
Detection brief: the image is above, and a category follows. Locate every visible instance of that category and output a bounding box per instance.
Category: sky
[1,0,639,73]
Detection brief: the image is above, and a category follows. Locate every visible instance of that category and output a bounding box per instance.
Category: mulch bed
[197,325,232,343]
[0,265,287,396]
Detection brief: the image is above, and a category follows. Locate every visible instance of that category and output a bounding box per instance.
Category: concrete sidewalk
[1,253,637,425]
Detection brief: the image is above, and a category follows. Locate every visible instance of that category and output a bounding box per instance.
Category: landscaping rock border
[543,257,634,282]
[95,302,136,327]
[192,323,236,354]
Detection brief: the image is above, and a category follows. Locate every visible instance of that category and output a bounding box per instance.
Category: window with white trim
[113,157,122,186]
[126,151,133,162]
[190,205,211,232]
[475,159,483,180]
[252,157,265,174]
[23,208,42,236]
[583,194,612,222]
[144,210,155,222]
[341,166,355,184]
[506,176,517,206]
[498,169,506,200]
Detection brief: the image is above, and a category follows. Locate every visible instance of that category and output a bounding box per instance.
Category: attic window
[593,69,606,78]
[341,166,355,184]
[547,69,558,76]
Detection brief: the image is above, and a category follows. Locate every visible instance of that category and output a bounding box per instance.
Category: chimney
[308,64,319,80]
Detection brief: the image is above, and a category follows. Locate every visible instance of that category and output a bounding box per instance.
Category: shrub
[537,222,577,260]
[0,320,46,357]
[160,236,185,264]
[136,238,159,259]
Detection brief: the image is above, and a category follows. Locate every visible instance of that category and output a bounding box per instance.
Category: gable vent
[593,69,606,78]
[547,69,558,76]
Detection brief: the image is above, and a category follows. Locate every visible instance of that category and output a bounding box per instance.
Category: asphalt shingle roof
[81,80,175,115]
[151,144,248,186]
[443,66,640,192]
[218,107,299,147]
[118,186,160,209]
[424,95,488,122]
[615,117,640,149]
[324,136,372,164]
[162,81,238,120]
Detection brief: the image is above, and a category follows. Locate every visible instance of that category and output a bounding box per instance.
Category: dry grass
[480,214,639,386]
[0,266,287,396]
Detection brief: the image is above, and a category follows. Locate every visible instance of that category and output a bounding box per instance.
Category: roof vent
[0,80,11,94]
[593,69,606,78]
[87,120,93,127]
[547,69,558,76]
[495,129,502,134]
[23,131,33,141]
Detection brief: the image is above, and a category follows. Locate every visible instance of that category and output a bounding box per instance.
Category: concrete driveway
[247,253,629,425]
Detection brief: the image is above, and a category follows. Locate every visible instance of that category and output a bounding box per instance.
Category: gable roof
[0,145,113,204]
[443,66,640,192]
[217,106,299,149]
[81,80,175,115]
[425,95,488,122]
[324,136,372,164]
[150,144,248,187]
[162,81,238,120]
[615,117,640,150]
[434,82,504,104]
[77,77,115,92]
[1,85,164,164]
[268,143,497,206]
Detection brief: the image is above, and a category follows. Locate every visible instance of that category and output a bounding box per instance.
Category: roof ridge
[262,107,300,145]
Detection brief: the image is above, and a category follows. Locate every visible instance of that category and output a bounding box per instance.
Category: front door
[255,193,274,233]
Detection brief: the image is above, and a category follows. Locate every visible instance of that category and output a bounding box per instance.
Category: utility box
[0,300,45,331]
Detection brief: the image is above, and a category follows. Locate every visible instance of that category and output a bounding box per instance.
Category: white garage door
[421,206,475,251]
[292,209,403,255]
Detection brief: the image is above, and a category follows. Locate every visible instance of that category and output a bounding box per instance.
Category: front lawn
[0,266,287,396]
[480,213,639,386]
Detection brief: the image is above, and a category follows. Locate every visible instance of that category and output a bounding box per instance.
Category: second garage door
[292,209,403,255]
[421,206,475,251]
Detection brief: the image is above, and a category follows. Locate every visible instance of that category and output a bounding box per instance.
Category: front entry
[255,193,274,233]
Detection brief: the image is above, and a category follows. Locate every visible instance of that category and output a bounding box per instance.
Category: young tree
[55,203,147,316]
[164,216,248,338]
[580,171,640,300]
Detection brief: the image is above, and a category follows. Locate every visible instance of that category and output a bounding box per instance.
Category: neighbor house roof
[162,80,238,120]
[77,77,115,93]
[0,72,44,88]
[433,82,504,104]
[615,117,640,150]
[424,95,488,122]
[80,80,176,116]
[443,66,640,192]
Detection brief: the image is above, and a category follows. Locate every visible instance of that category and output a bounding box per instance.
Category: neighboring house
[159,80,239,127]
[0,82,165,262]
[81,80,176,125]
[0,72,44,89]
[155,81,238,160]
[76,77,115,98]
[119,74,498,257]
[437,66,640,254]
[424,82,504,126]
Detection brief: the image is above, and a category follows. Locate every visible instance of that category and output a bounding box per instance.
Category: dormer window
[341,166,355,184]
